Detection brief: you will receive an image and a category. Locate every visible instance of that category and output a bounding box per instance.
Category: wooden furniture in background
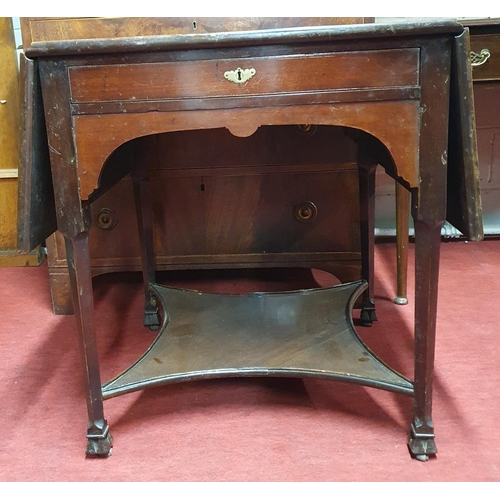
[20,17,482,461]
[468,20,500,239]
[0,17,43,266]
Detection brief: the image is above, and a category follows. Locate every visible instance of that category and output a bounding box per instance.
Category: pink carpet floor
[0,240,499,481]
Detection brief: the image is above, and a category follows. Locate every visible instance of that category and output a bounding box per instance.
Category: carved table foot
[143,294,161,331]
[394,296,409,305]
[144,307,161,331]
[85,424,113,458]
[407,423,437,461]
[360,302,377,327]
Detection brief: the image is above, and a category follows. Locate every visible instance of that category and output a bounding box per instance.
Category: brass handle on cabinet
[294,202,317,222]
[96,208,117,230]
[295,124,317,137]
[471,48,491,67]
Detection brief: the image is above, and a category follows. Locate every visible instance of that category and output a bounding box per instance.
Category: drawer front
[84,169,360,259]
[68,48,419,104]
[470,35,500,81]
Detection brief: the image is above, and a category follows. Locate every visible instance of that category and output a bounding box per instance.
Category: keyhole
[237,69,242,81]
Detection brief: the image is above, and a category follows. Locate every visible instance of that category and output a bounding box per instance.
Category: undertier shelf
[102,280,414,399]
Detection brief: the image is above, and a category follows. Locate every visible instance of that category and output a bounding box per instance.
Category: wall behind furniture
[12,17,22,65]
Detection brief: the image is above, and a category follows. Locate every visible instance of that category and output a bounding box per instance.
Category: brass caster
[394,296,409,305]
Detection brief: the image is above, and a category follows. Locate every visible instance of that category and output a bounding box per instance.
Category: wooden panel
[0,178,18,250]
[446,29,484,241]
[0,18,45,266]
[16,54,57,253]
[0,17,19,252]
[20,17,369,48]
[151,176,206,256]
[69,49,420,104]
[202,171,360,255]
[73,101,420,200]
[149,125,359,170]
[0,18,18,172]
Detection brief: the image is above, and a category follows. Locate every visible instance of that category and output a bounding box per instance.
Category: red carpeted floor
[0,240,499,481]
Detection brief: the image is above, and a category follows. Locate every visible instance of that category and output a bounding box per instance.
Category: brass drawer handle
[96,208,117,230]
[294,202,317,222]
[224,67,256,84]
[471,48,491,67]
[295,124,317,137]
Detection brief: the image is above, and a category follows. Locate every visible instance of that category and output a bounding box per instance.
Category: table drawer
[68,48,419,104]
[470,34,500,81]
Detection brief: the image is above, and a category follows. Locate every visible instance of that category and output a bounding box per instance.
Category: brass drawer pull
[294,202,317,222]
[295,124,317,137]
[96,208,117,230]
[471,48,491,67]
[224,67,256,84]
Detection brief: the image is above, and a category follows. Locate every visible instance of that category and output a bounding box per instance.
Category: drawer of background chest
[68,48,420,104]
[471,34,500,81]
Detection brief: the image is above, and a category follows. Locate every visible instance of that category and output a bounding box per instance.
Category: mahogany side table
[19,18,483,460]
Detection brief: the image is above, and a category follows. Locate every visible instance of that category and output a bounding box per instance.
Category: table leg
[395,182,410,305]
[358,152,377,326]
[37,58,113,456]
[132,168,160,330]
[406,37,451,460]
[408,215,442,460]
[65,231,113,456]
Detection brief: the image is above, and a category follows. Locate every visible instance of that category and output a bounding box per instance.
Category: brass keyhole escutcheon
[96,208,117,230]
[224,67,256,84]
[294,202,317,222]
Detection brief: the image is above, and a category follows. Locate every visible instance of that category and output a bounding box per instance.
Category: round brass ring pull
[96,208,117,230]
[294,201,317,222]
[295,124,317,136]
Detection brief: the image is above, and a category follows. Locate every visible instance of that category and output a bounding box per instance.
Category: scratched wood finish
[446,30,484,242]
[21,17,369,48]
[68,49,419,103]
[17,54,58,255]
